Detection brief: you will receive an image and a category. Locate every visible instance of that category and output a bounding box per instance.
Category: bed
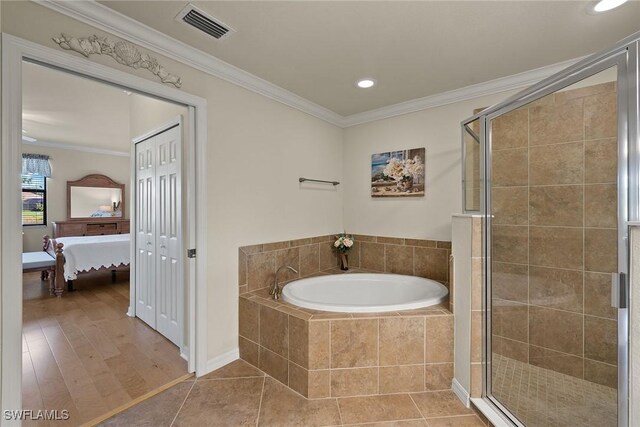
[43,233,131,296]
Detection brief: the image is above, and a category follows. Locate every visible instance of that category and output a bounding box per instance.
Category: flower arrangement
[334,233,354,254]
[383,156,425,183]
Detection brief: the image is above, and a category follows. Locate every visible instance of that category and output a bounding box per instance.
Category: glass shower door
[487,65,625,427]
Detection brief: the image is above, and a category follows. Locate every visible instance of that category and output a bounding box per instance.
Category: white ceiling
[99,0,640,116]
[22,61,132,151]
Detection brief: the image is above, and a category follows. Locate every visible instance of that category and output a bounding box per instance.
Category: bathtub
[281,273,448,313]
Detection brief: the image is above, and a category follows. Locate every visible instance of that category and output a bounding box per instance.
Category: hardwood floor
[22,271,188,426]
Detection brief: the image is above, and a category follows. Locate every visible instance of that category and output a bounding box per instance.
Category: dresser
[52,219,130,238]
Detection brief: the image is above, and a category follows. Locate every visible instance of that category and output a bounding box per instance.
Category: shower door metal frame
[462,31,640,427]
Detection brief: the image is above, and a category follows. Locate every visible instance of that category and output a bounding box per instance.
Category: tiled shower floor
[491,354,617,427]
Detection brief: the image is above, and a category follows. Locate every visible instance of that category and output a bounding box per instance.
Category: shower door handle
[611,272,628,309]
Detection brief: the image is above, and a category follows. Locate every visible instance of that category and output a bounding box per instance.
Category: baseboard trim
[203,348,240,376]
[452,378,470,408]
[81,372,194,427]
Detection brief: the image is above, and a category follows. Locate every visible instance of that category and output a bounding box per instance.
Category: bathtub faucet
[270,265,299,300]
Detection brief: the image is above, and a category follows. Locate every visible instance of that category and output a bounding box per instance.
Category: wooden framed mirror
[67,174,125,221]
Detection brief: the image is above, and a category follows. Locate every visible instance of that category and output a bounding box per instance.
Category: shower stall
[462,32,640,426]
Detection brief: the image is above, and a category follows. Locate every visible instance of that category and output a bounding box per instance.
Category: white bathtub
[281,273,448,313]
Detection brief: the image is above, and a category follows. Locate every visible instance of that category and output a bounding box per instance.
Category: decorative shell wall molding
[52,33,182,88]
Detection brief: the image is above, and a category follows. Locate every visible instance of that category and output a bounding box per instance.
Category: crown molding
[35,0,583,129]
[22,137,130,157]
[35,0,346,127]
[341,57,584,127]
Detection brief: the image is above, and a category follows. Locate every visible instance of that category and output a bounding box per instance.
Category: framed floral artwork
[371,148,425,197]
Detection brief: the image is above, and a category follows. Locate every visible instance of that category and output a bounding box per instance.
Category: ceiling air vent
[175,4,235,41]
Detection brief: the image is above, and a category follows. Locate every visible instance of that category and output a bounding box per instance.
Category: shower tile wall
[491,81,618,388]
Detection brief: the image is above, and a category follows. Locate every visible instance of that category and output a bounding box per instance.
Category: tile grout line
[169,378,196,427]
[407,393,428,422]
[254,376,267,427]
[335,396,344,426]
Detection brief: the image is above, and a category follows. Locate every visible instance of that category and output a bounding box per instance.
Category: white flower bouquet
[383,156,424,183]
[334,233,354,254]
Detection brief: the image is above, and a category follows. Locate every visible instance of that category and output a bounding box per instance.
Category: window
[22,174,47,226]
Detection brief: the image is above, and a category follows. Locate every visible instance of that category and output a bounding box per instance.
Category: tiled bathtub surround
[239,283,453,399]
[490,81,618,388]
[238,234,452,295]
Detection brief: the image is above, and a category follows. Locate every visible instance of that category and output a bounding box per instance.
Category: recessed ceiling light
[356,79,376,89]
[22,136,37,143]
[593,0,628,12]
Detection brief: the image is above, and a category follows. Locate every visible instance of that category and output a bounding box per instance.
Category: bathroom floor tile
[257,377,341,426]
[337,394,423,424]
[198,359,265,380]
[425,415,486,426]
[410,391,474,418]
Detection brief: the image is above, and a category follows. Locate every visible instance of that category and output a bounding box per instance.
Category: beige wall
[2,1,344,361]
[22,145,130,252]
[342,91,517,242]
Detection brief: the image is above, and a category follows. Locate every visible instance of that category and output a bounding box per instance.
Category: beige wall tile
[308,370,331,399]
[472,218,482,258]
[555,82,615,103]
[414,247,448,282]
[263,241,290,252]
[584,91,617,140]
[584,315,617,365]
[379,317,424,366]
[299,244,320,277]
[529,142,583,185]
[470,363,483,398]
[585,184,617,228]
[247,251,276,291]
[492,187,528,225]
[529,306,583,356]
[529,226,583,270]
[360,242,385,271]
[331,319,378,368]
[492,226,528,264]
[288,316,308,368]
[529,98,583,145]
[347,242,361,269]
[378,236,404,245]
[492,300,528,342]
[492,336,529,363]
[406,239,437,248]
[584,272,617,320]
[309,321,331,369]
[584,359,617,389]
[275,247,300,283]
[240,244,263,255]
[492,262,528,304]
[289,237,313,247]
[585,138,617,184]
[239,248,247,288]
[492,148,528,187]
[425,363,454,391]
[529,266,583,313]
[319,242,339,271]
[425,316,454,363]
[437,241,452,250]
[288,362,309,397]
[259,346,288,385]
[471,258,483,310]
[384,245,414,275]
[353,235,377,242]
[330,367,378,397]
[492,108,529,150]
[529,185,583,227]
[239,336,259,367]
[529,345,584,379]
[379,365,424,393]
[260,306,288,357]
[585,228,618,273]
[239,297,260,343]
[471,311,483,363]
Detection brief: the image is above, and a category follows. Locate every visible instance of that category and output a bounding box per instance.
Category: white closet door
[135,138,156,328]
[155,125,182,346]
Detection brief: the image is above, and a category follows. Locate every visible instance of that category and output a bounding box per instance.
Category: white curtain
[22,153,52,177]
